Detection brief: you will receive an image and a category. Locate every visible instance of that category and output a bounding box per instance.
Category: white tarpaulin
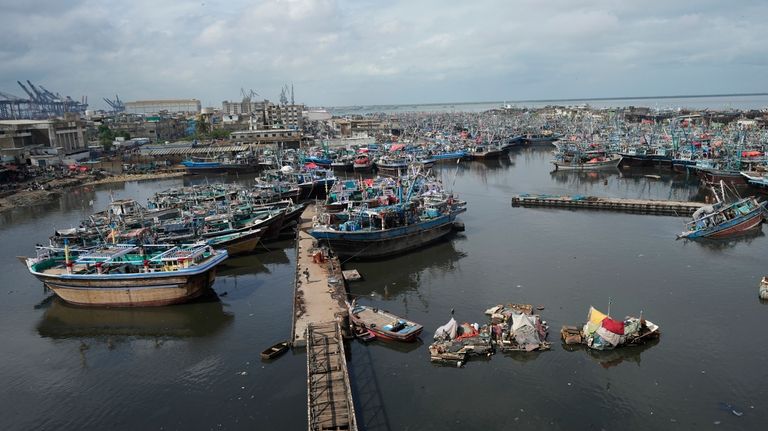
[511,314,541,346]
[433,317,458,340]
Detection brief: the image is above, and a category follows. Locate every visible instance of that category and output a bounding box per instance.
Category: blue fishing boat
[431,150,467,161]
[309,173,466,259]
[678,192,766,239]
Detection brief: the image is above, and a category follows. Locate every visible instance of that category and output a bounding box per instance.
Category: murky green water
[1,148,766,430]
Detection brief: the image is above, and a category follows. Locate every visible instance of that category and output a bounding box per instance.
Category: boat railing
[75,245,139,264]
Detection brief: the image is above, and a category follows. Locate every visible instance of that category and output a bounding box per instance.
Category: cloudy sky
[1,0,766,109]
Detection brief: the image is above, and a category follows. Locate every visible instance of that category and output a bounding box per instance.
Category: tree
[195,116,210,136]
[98,125,115,151]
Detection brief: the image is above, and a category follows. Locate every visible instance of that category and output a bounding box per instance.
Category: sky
[0,0,767,109]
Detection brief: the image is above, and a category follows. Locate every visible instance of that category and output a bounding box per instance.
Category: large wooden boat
[181,158,259,174]
[206,228,263,256]
[348,303,423,342]
[310,172,467,259]
[23,243,228,307]
[552,153,622,171]
[466,144,503,160]
[698,168,747,186]
[310,208,465,259]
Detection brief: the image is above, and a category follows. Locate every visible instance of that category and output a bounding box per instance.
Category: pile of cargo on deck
[484,303,550,352]
[429,318,493,366]
[561,306,660,350]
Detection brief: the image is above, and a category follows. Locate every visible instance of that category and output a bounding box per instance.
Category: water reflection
[348,236,467,300]
[365,337,424,354]
[0,186,97,226]
[549,169,621,186]
[37,293,234,340]
[217,241,293,278]
[563,338,660,368]
[682,229,766,251]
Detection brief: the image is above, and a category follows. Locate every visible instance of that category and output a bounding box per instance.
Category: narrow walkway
[291,204,348,347]
[307,321,358,431]
[511,194,704,216]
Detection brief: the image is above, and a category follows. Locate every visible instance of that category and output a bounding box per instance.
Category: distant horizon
[327,92,768,109]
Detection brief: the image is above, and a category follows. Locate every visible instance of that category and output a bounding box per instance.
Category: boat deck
[511,194,704,216]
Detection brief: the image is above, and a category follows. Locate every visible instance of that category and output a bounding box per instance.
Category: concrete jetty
[290,204,357,431]
[511,194,704,216]
[291,204,349,347]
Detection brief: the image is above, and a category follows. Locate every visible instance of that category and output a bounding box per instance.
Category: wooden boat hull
[552,156,622,171]
[700,169,747,186]
[310,214,460,259]
[349,305,423,342]
[679,207,765,239]
[331,163,353,172]
[35,269,218,307]
[704,212,763,238]
[618,154,672,167]
[261,341,290,359]
[467,150,503,160]
[367,327,423,342]
[208,229,263,256]
[353,164,373,172]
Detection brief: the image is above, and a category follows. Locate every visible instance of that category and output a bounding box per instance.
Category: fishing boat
[552,153,622,171]
[466,144,503,160]
[740,171,768,190]
[430,150,467,162]
[330,156,354,172]
[205,228,263,256]
[353,154,374,172]
[310,173,467,258]
[524,133,559,145]
[678,183,766,239]
[678,196,765,239]
[260,341,290,359]
[181,156,259,174]
[23,243,228,307]
[348,302,423,342]
[375,156,409,175]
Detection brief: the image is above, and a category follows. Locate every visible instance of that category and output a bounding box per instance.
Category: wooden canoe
[261,341,290,359]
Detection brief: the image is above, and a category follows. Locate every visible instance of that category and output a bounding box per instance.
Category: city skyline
[1,0,767,110]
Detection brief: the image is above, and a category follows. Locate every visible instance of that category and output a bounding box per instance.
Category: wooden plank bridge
[307,321,357,431]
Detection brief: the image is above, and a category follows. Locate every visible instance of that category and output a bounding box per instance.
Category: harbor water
[2,148,767,430]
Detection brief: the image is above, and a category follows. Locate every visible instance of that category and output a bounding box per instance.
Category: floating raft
[342,269,362,282]
[511,194,704,216]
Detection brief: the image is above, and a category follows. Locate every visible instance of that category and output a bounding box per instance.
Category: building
[332,118,387,138]
[222,98,266,116]
[0,118,86,163]
[229,128,301,148]
[222,98,305,130]
[124,99,201,115]
[107,113,190,143]
[265,103,304,130]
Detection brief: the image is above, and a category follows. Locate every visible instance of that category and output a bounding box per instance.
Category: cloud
[0,0,766,108]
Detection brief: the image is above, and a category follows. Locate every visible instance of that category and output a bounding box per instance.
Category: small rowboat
[261,341,290,359]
